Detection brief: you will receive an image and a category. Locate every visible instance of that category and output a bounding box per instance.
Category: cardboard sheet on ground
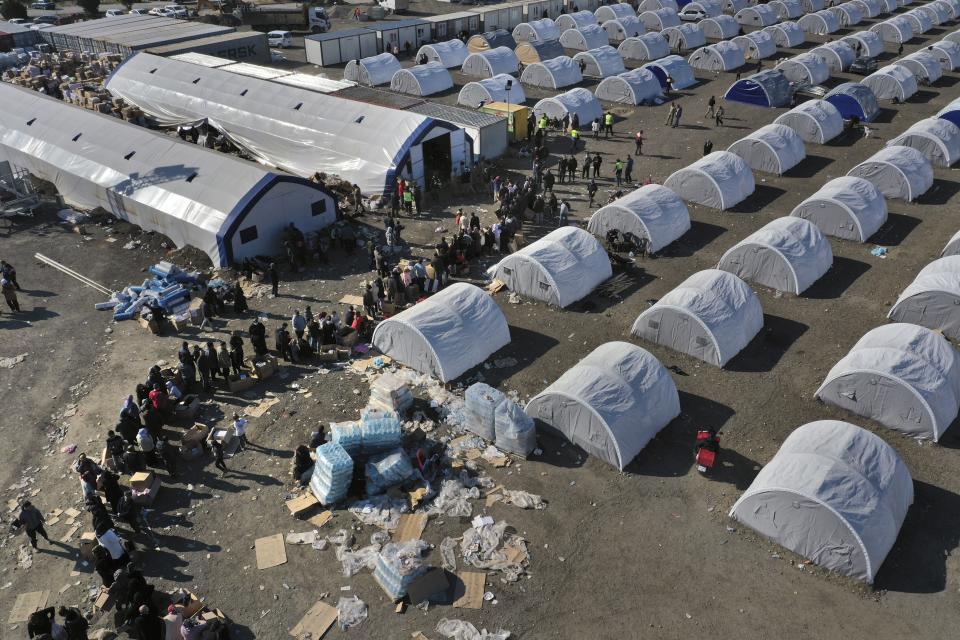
[350,355,393,373]
[452,571,486,609]
[255,534,287,569]
[308,510,333,528]
[339,294,365,306]
[246,396,280,418]
[8,590,49,623]
[60,524,80,542]
[286,492,319,517]
[289,600,338,638]
[394,513,428,542]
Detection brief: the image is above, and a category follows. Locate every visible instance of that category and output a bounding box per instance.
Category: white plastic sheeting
[774,99,844,144]
[776,52,831,86]
[665,151,756,210]
[601,16,646,41]
[343,53,402,86]
[904,8,934,33]
[639,8,682,30]
[811,40,856,73]
[727,123,806,175]
[533,87,604,124]
[770,0,804,20]
[520,56,584,88]
[847,146,933,201]
[631,269,764,367]
[735,4,780,26]
[573,45,627,77]
[526,342,680,470]
[488,227,612,307]
[930,40,960,71]
[888,117,960,167]
[688,41,746,70]
[718,217,832,294]
[556,10,598,30]
[663,23,708,50]
[790,176,887,242]
[371,283,510,383]
[642,55,698,89]
[595,2,636,22]
[870,16,913,43]
[461,47,520,77]
[587,183,691,252]
[390,63,454,96]
[830,2,864,27]
[416,39,469,69]
[816,323,960,440]
[732,30,776,60]
[512,18,562,43]
[763,21,805,47]
[559,24,610,51]
[730,420,913,582]
[842,31,884,59]
[889,256,960,340]
[700,15,741,39]
[864,64,918,101]
[457,74,527,107]
[899,51,943,83]
[619,32,671,61]
[595,68,665,105]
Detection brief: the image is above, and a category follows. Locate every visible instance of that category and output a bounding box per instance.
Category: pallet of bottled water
[360,409,402,453]
[464,382,506,441]
[309,442,354,505]
[495,399,537,457]
[372,541,428,601]
[368,373,413,414]
[366,448,415,495]
[329,421,362,455]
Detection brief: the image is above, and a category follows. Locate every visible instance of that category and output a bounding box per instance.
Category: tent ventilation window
[124,151,136,160]
[294,102,303,110]
[239,226,259,244]
[311,200,327,216]
[538,281,551,291]
[355,116,365,124]
[26,118,35,126]
[149,68,157,74]
[241,89,248,96]
[192,78,201,84]
[186,173,197,183]
[502,266,513,276]
[72,133,82,142]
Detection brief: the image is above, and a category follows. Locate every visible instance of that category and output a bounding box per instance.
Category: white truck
[231,3,330,33]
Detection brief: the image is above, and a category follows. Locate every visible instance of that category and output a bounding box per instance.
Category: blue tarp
[724,70,791,107]
[825,82,880,122]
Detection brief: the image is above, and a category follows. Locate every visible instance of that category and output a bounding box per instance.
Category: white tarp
[371,283,510,382]
[930,40,960,71]
[799,10,841,35]
[870,16,913,43]
[775,52,831,86]
[688,41,746,71]
[533,87,604,124]
[343,53,402,86]
[596,2,636,22]
[602,16,646,41]
[735,4,780,26]
[831,2,864,26]
[619,33,671,61]
[664,151,756,210]
[639,8,682,30]
[790,176,887,242]
[899,50,942,83]
[811,40,856,72]
[717,217,832,294]
[417,39,469,68]
[771,0,803,19]
[556,10,598,30]
[574,45,628,77]
[461,47,520,77]
[526,342,680,470]
[457,74,527,107]
[520,56,583,88]
[774,99,844,144]
[816,323,960,440]
[390,63,454,96]
[842,30,884,58]
[700,15,741,39]
[631,269,764,367]
[488,226,612,307]
[642,54,698,89]
[663,23,707,50]
[904,7,934,33]
[888,117,960,167]
[727,123,806,175]
[732,30,776,60]
[559,24,610,51]
[512,18,561,43]
[587,183,690,252]
[889,256,960,340]
[730,420,913,582]
[594,68,665,105]
[848,145,933,201]
[763,21,805,47]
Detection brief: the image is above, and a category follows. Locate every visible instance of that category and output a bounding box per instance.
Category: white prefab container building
[811,40,856,73]
[863,64,918,101]
[594,68,666,104]
[461,47,521,77]
[619,33,672,61]
[730,420,913,582]
[774,99,844,144]
[663,24,708,51]
[0,83,337,268]
[664,151,755,209]
[727,123,806,175]
[888,117,960,167]
[525,0,565,21]
[841,31,885,59]
[775,52,831,86]
[816,323,960,441]
[390,63,454,96]
[602,17,646,42]
[556,10,598,30]
[559,24,610,51]
[457,73,527,107]
[526,342,681,470]
[763,21,805,47]
[799,10,841,35]
[790,176,887,242]
[520,56,584,88]
[416,39,470,68]
[929,40,960,71]
[847,146,933,201]
[770,0,804,20]
[700,15,741,39]
[588,183,691,252]
[631,269,764,367]
[533,87,604,123]
[406,102,508,163]
[343,52,402,86]
[476,2,526,32]
[829,2,864,27]
[423,11,482,42]
[363,20,432,53]
[898,51,943,84]
[643,55,698,89]
[732,30,776,60]
[372,283,511,383]
[735,4,780,26]
[640,8,682,30]
[717,217,832,294]
[574,45,628,77]
[488,227,612,306]
[870,16,913,44]
[889,256,960,340]
[595,3,637,22]
[304,28,378,66]
[688,41,746,71]
[512,18,562,42]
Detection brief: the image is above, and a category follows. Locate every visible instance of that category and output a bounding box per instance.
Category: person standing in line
[624,155,634,184]
[413,183,422,217]
[557,157,567,185]
[194,345,211,391]
[672,104,683,128]
[210,439,228,475]
[567,155,577,183]
[581,152,590,178]
[232,413,249,452]
[705,95,716,118]
[604,111,614,138]
[703,139,714,156]
[269,263,279,297]
[591,118,600,139]
[291,309,306,340]
[569,127,579,152]
[614,158,624,187]
[715,105,725,127]
[1,260,20,290]
[15,501,50,549]
[2,278,19,312]
[587,179,598,207]
[544,169,555,193]
[635,130,644,156]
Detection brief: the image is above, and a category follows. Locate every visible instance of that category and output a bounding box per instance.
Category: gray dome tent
[870,16,913,44]
[851,0,883,17]
[735,4,780,26]
[830,2,864,27]
[903,7,934,34]
[815,323,960,441]
[790,176,887,242]
[727,123,806,175]
[887,117,960,167]
[775,52,830,86]
[847,146,933,201]
[559,24,610,51]
[687,0,725,16]
[841,31,884,59]
[770,0,804,19]
[594,68,665,104]
[556,10,598,31]
[525,342,681,470]
[811,40,856,73]
[916,1,950,24]
[344,53,402,86]
[533,87,604,123]
[461,47,520,78]
[640,8,682,30]
[774,99,844,144]
[801,0,826,11]
[390,63,454,96]
[763,21,805,47]
[467,29,517,53]
[457,74,527,107]
[488,227,612,307]
[732,30,777,60]
[929,40,960,71]
[722,0,749,13]
[688,41,746,71]
[371,283,511,383]
[573,45,627,78]
[717,216,833,294]
[663,24,707,51]
[700,15,741,39]
[618,33,671,62]
[642,55,698,89]
[512,18,562,43]
[515,39,566,64]
[799,10,841,35]
[664,151,756,209]
[889,256,960,340]
[587,183,691,252]
[730,420,913,582]
[416,40,469,69]
[520,56,584,88]
[631,269,764,367]
[899,51,943,84]
[602,16,646,42]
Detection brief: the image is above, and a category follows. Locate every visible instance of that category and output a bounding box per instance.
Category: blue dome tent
[724,69,791,107]
[825,82,880,122]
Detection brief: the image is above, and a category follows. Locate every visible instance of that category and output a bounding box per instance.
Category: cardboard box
[317,350,338,363]
[174,395,200,420]
[180,424,209,458]
[138,317,159,334]
[285,492,320,518]
[175,592,204,619]
[201,609,226,622]
[211,427,235,447]
[92,586,114,612]
[254,355,277,380]
[228,374,256,393]
[132,476,160,506]
[79,532,97,561]
[130,471,154,492]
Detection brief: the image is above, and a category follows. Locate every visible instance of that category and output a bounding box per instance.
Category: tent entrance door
[422,133,452,188]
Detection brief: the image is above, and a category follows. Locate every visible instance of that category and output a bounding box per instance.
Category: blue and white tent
[724,69,792,107]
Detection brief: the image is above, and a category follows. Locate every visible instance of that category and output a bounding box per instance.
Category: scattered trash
[435,618,511,640]
[0,353,27,369]
[337,596,368,630]
[870,246,888,258]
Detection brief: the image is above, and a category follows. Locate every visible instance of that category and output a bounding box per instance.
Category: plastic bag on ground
[501,489,546,510]
[494,400,536,457]
[436,618,511,640]
[338,543,382,577]
[460,520,529,581]
[337,596,368,630]
[427,478,480,518]
[348,495,409,530]
[439,536,458,572]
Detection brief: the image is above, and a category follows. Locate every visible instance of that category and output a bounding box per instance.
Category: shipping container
[146,31,270,64]
[364,19,432,53]
[477,2,527,32]
[424,11,481,41]
[304,28,378,66]
[525,0,566,20]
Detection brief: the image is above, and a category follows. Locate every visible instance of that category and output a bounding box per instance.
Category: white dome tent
[847,146,933,201]
[732,30,777,60]
[520,56,584,88]
[763,21,805,47]
[594,68,666,104]
[934,0,959,19]
[879,0,898,12]
[815,323,960,441]
[775,52,830,86]
[830,2,864,27]
[700,15,741,39]
[811,40,856,73]
[801,0,826,11]
[665,151,756,209]
[770,0,804,20]
[663,24,708,51]
[587,184,691,252]
[602,16,646,42]
[851,0,883,17]
[899,51,943,84]
[512,18,562,43]
[863,65,918,101]
[799,10,841,35]
[888,117,960,167]
[870,16,913,44]
[917,1,951,24]
[574,45,627,77]
[727,123,806,175]
[638,0,680,11]
[488,227,612,307]
[461,47,520,78]
[942,230,960,256]
[730,420,913,582]
[889,256,960,339]
[371,283,511,383]
[735,4,780,27]
[774,99,844,144]
[639,8,682,31]
[390,63,454,96]
[722,0,749,13]
[343,52,402,86]
[841,31,884,59]
[687,0,725,17]
[525,342,681,470]
[904,8,934,34]
[929,40,960,71]
[559,24,610,51]
[790,177,887,242]
[416,40,469,69]
[631,269,764,367]
[556,10,598,31]
[688,41,746,71]
[533,87,604,123]
[642,55,698,89]
[619,32,671,61]
[457,74,526,107]
[717,217,833,294]
[595,2,636,22]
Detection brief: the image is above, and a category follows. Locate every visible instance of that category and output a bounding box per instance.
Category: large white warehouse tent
[790,176,887,242]
[775,53,830,87]
[525,342,681,470]
[343,53,402,86]
[0,84,338,268]
[533,87,604,124]
[815,323,960,441]
[574,45,627,77]
[664,151,756,210]
[899,51,943,84]
[688,41,746,71]
[556,10,598,30]
[559,24,610,51]
[520,56,583,88]
[811,40,856,73]
[763,21,805,47]
[642,55,697,89]
[595,68,665,105]
[888,117,960,167]
[842,31,884,58]
[457,74,526,107]
[631,269,764,367]
[799,10,841,35]
[727,123,806,175]
[488,227,612,307]
[847,146,934,202]
[461,47,520,77]
[870,16,914,44]
[889,256,960,340]
[416,39,469,69]
[717,217,833,294]
[730,420,913,582]
[700,15,741,40]
[735,4,780,27]
[587,184,691,252]
[371,283,511,383]
[105,53,465,197]
[929,40,960,71]
[390,63,454,96]
[619,33,671,62]
[663,24,708,51]
[512,18,561,43]
[774,99,844,144]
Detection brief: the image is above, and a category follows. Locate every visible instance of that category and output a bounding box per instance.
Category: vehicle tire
[310,25,321,33]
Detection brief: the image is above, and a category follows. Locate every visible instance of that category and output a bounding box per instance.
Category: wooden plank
[289,601,337,638]
[393,513,428,542]
[255,534,287,570]
[452,571,485,610]
[8,590,49,623]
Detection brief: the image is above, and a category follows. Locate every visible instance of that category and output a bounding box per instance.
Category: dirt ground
[3,3,960,639]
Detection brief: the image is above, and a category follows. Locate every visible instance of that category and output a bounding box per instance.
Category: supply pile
[98,261,199,322]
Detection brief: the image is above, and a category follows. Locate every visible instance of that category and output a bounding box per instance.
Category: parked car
[7,17,32,24]
[679,6,707,21]
[267,30,293,48]
[30,1,55,9]
[128,8,147,14]
[31,14,59,24]
[849,57,878,75]
[148,7,176,16]
[164,4,189,18]
[105,9,125,16]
